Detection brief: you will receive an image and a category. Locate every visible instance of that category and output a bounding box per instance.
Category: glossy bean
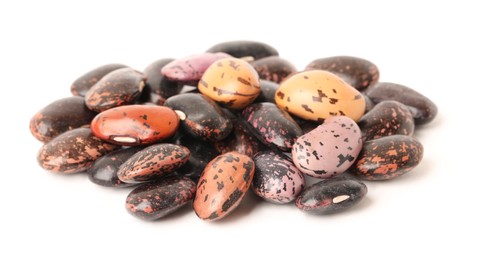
[71,63,127,96]
[126,176,196,220]
[365,82,438,125]
[193,152,255,221]
[296,175,368,214]
[117,143,190,184]
[350,135,424,180]
[37,128,119,174]
[30,96,96,142]
[164,93,233,141]
[242,102,302,151]
[90,105,179,146]
[305,56,379,91]
[206,40,278,60]
[85,68,146,112]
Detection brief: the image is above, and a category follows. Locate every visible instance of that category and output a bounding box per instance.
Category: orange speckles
[351,135,423,180]
[387,150,398,156]
[37,128,120,174]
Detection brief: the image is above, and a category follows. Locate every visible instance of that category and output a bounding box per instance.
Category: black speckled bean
[241,102,302,151]
[30,96,97,142]
[88,147,143,187]
[252,151,305,204]
[117,143,190,183]
[71,63,128,96]
[305,56,379,91]
[254,80,279,103]
[365,82,438,125]
[206,40,279,60]
[126,176,196,220]
[85,68,146,112]
[350,135,424,180]
[296,175,368,214]
[358,101,415,142]
[37,128,120,174]
[164,93,233,141]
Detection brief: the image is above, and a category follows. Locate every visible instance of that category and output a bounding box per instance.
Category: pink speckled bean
[241,102,302,151]
[292,116,362,178]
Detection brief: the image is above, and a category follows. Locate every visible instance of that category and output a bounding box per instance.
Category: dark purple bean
[71,63,128,96]
[206,40,278,60]
[306,56,379,91]
[37,128,120,174]
[365,82,438,125]
[126,176,196,220]
[85,68,146,112]
[30,96,97,142]
[88,147,143,187]
[358,101,415,142]
[296,176,368,214]
[350,135,424,180]
[164,93,233,141]
[241,102,302,151]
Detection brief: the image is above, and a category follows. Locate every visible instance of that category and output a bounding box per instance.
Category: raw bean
[161,53,231,83]
[296,175,368,214]
[275,70,366,122]
[87,147,143,187]
[206,40,278,60]
[254,80,279,103]
[365,82,438,125]
[85,68,146,112]
[305,56,379,91]
[37,128,120,174]
[252,151,305,204]
[90,105,179,146]
[71,63,128,96]
[30,96,97,142]
[117,143,190,184]
[214,120,266,157]
[143,58,183,100]
[193,152,255,221]
[251,56,296,83]
[350,135,423,180]
[126,176,196,220]
[164,93,233,141]
[292,116,362,178]
[198,58,261,109]
[172,133,219,182]
[242,102,302,151]
[358,101,415,142]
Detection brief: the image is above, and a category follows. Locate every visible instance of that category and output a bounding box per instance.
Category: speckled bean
[350,135,423,180]
[37,127,120,174]
[193,152,255,221]
[126,176,196,220]
[117,144,190,183]
[296,175,368,214]
[252,151,305,204]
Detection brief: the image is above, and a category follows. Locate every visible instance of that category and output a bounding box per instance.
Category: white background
[0,1,478,259]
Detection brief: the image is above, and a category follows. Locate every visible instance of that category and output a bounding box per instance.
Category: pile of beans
[30,41,437,221]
